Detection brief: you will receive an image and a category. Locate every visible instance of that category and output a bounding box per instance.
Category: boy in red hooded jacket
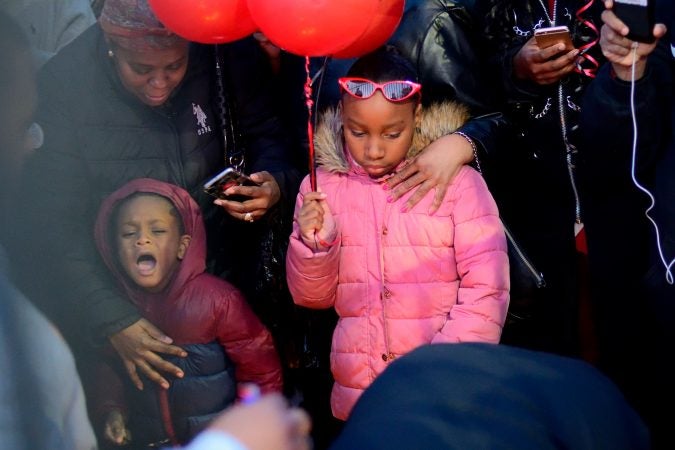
[93,178,282,447]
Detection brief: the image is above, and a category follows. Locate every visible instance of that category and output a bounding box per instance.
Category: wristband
[453,131,481,174]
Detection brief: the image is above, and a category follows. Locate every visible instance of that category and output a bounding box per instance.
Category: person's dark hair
[346,45,419,84]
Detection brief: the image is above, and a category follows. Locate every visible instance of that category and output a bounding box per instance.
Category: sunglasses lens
[382,82,413,101]
[344,80,375,98]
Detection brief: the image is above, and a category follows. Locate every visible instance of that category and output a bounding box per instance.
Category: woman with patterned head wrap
[9,0,299,404]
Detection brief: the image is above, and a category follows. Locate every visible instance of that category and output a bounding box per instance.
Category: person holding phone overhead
[8,0,299,394]
[579,1,671,446]
[479,0,605,357]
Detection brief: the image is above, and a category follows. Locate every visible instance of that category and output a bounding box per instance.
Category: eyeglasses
[338,77,421,102]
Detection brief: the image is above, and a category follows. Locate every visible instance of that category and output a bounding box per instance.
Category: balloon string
[304,55,317,191]
[573,0,599,79]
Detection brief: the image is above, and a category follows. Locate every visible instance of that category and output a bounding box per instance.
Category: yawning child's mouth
[137,254,157,275]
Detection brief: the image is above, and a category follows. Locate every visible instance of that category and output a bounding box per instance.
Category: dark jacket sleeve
[456,112,509,167]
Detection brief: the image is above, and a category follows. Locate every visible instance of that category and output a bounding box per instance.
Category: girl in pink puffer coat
[286,47,509,421]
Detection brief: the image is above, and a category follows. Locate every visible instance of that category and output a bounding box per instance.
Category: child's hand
[297,191,337,251]
[104,410,132,446]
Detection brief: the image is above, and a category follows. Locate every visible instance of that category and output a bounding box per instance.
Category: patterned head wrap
[99,0,186,51]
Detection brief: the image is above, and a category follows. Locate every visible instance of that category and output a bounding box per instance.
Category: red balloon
[148,0,256,44]
[247,0,379,57]
[332,0,405,58]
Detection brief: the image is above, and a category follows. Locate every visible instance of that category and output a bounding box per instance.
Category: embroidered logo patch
[192,103,212,136]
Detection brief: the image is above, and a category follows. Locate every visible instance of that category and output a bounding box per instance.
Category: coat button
[383,287,391,298]
[382,227,388,235]
[382,353,388,361]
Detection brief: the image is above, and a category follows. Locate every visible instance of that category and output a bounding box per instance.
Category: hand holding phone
[203,167,261,202]
[513,31,579,85]
[613,0,655,43]
[534,26,575,52]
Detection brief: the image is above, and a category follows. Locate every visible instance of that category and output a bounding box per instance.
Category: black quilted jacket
[10,24,300,346]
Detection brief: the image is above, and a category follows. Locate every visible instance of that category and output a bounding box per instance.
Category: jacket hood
[94,178,206,307]
[314,101,470,173]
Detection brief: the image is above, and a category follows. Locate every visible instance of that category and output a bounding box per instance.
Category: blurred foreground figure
[183,394,312,450]
[2,0,96,67]
[0,10,97,450]
[579,1,673,447]
[331,343,650,450]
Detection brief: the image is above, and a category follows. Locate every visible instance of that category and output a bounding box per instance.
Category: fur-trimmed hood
[314,101,470,173]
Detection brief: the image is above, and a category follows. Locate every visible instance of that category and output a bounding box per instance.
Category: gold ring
[244,212,254,222]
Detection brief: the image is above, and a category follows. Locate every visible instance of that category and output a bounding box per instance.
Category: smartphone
[613,0,655,43]
[203,167,260,201]
[534,26,575,52]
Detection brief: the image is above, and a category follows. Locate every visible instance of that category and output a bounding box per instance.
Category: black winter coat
[480,0,605,243]
[10,24,300,346]
[481,0,604,231]
[578,0,675,367]
[578,5,675,444]
[477,0,604,356]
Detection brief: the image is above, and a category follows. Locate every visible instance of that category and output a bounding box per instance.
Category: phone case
[534,26,574,51]
[203,167,259,200]
[613,0,655,43]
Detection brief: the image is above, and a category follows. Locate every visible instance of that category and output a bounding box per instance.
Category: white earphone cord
[628,43,675,284]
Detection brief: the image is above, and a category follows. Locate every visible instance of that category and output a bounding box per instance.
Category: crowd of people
[1,0,673,449]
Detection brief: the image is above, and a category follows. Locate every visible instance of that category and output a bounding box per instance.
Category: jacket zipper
[539,0,583,225]
[557,83,582,224]
[378,201,394,363]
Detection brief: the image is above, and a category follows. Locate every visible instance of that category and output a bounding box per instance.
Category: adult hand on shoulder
[109,318,187,390]
[513,37,579,85]
[384,133,473,214]
[208,394,312,450]
[599,0,667,81]
[214,171,281,223]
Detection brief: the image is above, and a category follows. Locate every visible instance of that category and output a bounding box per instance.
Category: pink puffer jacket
[286,104,509,420]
